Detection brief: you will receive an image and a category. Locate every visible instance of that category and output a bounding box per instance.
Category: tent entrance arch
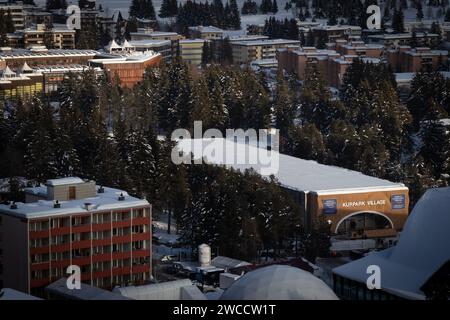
[334,211,394,236]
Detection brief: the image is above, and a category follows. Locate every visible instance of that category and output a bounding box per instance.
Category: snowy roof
[0,186,149,219]
[18,62,33,73]
[189,25,224,33]
[129,39,171,47]
[45,278,131,300]
[220,265,338,300]
[0,288,42,300]
[231,39,300,46]
[211,256,252,270]
[1,66,15,77]
[333,187,450,299]
[179,39,205,44]
[105,39,122,51]
[176,138,405,194]
[0,48,99,59]
[122,39,134,49]
[46,177,84,186]
[113,279,196,300]
[368,33,439,40]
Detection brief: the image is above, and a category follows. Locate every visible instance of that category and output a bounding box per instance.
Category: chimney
[97,186,105,193]
[54,200,61,208]
[118,193,125,201]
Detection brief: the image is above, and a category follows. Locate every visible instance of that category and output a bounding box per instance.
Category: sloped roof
[333,187,450,299]
[105,39,122,52]
[176,138,406,193]
[2,66,15,77]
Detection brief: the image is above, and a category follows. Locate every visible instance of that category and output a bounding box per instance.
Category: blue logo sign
[391,194,405,209]
[322,199,337,215]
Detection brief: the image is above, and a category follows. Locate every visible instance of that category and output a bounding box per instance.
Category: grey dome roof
[220,265,338,300]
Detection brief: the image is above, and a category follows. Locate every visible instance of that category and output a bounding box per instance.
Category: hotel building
[0,177,152,296]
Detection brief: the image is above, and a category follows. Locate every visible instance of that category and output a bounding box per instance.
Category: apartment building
[367,32,440,49]
[0,177,152,296]
[387,46,448,72]
[332,40,383,58]
[231,39,300,65]
[179,39,205,66]
[311,25,362,45]
[188,26,224,40]
[21,24,76,49]
[130,29,185,57]
[277,46,340,83]
[0,3,24,30]
[277,41,384,88]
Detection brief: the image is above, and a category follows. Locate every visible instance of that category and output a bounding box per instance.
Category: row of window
[29,209,148,231]
[30,226,148,247]
[30,240,150,263]
[31,257,150,280]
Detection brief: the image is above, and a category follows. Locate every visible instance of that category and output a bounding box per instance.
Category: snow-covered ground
[33,0,449,25]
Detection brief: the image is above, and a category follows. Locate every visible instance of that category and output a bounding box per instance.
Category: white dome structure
[333,187,450,299]
[220,265,338,300]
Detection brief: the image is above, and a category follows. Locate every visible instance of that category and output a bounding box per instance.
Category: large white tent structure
[220,265,338,300]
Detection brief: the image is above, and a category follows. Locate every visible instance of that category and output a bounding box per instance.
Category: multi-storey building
[277,46,340,84]
[332,40,383,58]
[0,177,152,296]
[188,26,224,40]
[311,25,362,45]
[0,3,25,30]
[130,29,185,57]
[367,32,440,49]
[179,39,205,66]
[20,24,76,49]
[231,39,301,65]
[387,46,448,73]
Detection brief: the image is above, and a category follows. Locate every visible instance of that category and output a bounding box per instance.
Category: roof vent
[97,186,105,193]
[118,193,125,201]
[10,202,17,209]
[54,200,61,208]
[84,202,93,210]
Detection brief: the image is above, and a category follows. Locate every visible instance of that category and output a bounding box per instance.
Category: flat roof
[0,48,99,59]
[176,138,406,194]
[368,33,439,40]
[231,39,300,46]
[0,186,149,219]
[189,25,224,33]
[0,288,42,300]
[45,278,131,300]
[129,39,171,47]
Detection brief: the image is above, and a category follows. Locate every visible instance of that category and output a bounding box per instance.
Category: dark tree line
[277,58,450,207]
[263,17,299,40]
[0,63,306,262]
[176,0,241,35]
